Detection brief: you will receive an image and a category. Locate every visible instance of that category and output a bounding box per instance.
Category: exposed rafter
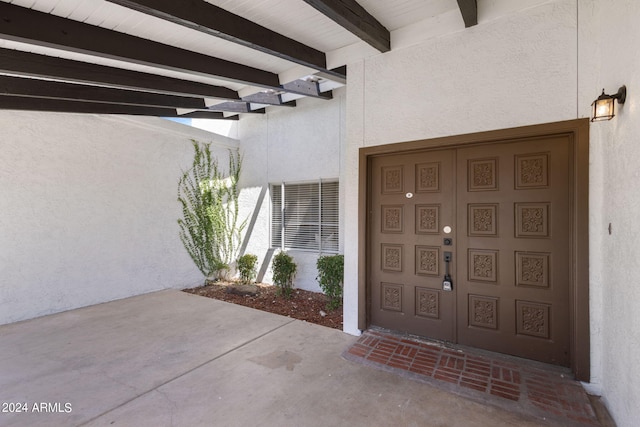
[302,0,390,52]
[0,49,239,101]
[282,80,332,100]
[0,49,238,100]
[317,66,347,85]
[104,0,344,79]
[0,2,280,89]
[0,75,208,109]
[241,92,296,107]
[0,2,352,119]
[0,74,266,115]
[206,101,265,114]
[0,48,322,116]
[456,0,478,28]
[0,95,238,119]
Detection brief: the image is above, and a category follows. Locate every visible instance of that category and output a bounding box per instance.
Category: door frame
[357,119,590,381]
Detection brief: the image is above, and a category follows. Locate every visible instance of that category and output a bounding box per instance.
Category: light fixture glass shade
[591,86,626,122]
[591,91,615,121]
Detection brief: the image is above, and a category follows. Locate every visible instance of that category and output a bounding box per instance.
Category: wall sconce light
[591,86,626,121]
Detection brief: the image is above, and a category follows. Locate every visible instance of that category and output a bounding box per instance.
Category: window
[271,180,339,252]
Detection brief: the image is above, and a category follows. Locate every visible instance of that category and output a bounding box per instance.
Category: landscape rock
[226,284,259,296]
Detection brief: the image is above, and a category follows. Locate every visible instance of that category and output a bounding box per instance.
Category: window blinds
[271,180,339,252]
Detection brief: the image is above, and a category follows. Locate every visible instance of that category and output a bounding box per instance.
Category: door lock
[443,252,453,291]
[442,277,452,291]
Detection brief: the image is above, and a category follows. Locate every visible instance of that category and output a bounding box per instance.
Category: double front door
[369,136,570,366]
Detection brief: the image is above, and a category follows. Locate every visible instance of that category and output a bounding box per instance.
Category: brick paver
[345,329,599,426]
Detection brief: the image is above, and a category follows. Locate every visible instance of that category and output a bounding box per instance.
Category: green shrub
[272,252,297,298]
[316,254,344,310]
[237,254,258,284]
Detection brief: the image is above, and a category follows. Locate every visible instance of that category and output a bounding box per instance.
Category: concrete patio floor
[0,290,595,426]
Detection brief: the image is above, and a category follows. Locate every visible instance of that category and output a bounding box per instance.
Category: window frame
[271,179,339,253]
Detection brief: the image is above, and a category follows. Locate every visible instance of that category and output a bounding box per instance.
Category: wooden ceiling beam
[456,0,478,28]
[0,75,208,109]
[175,111,238,120]
[241,92,296,107]
[206,101,265,114]
[0,95,238,119]
[0,2,280,89]
[105,0,344,79]
[282,80,333,100]
[302,0,390,52]
[0,48,239,100]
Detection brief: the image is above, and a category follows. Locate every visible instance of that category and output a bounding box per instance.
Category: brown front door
[369,135,571,366]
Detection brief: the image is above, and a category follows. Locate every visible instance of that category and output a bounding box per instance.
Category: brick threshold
[343,329,600,426]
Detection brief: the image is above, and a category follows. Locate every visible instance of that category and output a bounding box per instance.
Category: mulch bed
[183,282,343,330]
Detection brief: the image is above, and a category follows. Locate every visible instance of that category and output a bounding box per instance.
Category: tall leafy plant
[178,141,246,280]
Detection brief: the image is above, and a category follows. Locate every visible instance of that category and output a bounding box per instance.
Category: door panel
[368,136,572,366]
[456,137,570,365]
[370,150,455,341]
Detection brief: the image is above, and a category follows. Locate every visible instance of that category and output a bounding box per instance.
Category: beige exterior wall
[578,1,640,425]
[0,112,235,324]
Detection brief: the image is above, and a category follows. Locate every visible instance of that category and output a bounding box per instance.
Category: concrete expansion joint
[155,388,178,426]
[77,319,297,426]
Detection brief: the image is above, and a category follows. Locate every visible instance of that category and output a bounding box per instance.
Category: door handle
[443,252,453,291]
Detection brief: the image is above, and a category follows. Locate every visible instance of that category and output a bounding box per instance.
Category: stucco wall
[0,112,236,325]
[578,2,640,426]
[237,91,345,292]
[343,0,640,425]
